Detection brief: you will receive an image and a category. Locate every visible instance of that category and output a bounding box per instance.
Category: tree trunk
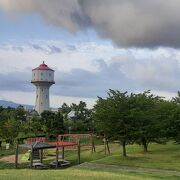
[142,138,148,152]
[104,138,107,155]
[106,139,110,154]
[122,141,127,157]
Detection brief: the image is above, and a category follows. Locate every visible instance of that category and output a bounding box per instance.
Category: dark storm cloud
[1,0,180,47]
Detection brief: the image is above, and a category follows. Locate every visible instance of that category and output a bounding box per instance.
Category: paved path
[78,162,180,177]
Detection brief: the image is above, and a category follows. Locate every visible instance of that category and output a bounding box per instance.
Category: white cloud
[0,40,121,106]
[0,40,121,74]
[0,40,180,106]
[150,90,177,100]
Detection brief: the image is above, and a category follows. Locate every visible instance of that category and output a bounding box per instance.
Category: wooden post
[77,142,80,164]
[56,145,59,168]
[40,149,43,163]
[91,134,93,153]
[30,145,33,169]
[15,142,18,169]
[91,134,96,153]
[92,140,96,153]
[62,146,64,159]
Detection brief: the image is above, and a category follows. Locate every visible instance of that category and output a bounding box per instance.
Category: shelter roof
[19,142,56,150]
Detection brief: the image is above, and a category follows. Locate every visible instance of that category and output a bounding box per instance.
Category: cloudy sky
[0,0,180,108]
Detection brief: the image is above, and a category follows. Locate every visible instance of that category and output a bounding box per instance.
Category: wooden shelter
[15,140,80,169]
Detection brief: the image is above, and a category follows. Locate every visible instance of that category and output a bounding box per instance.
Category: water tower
[31,62,55,114]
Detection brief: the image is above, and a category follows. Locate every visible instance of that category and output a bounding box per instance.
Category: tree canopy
[94,90,179,156]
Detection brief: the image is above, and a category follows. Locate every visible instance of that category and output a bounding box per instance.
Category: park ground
[0,142,180,179]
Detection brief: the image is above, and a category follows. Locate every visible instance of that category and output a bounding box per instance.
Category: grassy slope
[92,142,180,171]
[0,142,180,179]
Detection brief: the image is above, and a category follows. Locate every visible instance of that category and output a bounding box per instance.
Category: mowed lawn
[1,167,180,180]
[92,142,180,171]
[0,141,180,179]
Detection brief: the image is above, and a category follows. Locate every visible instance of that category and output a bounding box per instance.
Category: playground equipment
[25,137,47,144]
[58,134,96,152]
[15,134,96,169]
[16,141,74,169]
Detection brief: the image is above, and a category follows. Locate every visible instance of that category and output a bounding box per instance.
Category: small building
[67,110,76,120]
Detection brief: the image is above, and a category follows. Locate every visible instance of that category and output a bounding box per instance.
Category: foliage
[60,101,94,132]
[1,118,20,144]
[128,91,168,152]
[170,92,180,143]
[94,89,180,156]
[40,110,65,137]
[0,89,180,158]
[15,105,26,122]
[94,90,135,156]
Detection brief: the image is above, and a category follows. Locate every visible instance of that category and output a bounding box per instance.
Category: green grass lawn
[92,142,180,171]
[0,142,180,179]
[0,169,153,180]
[0,166,179,180]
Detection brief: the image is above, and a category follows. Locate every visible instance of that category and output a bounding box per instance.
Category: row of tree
[0,90,180,157]
[0,101,93,145]
[94,90,180,156]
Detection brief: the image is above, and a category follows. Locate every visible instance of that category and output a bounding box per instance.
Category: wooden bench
[49,159,71,168]
[31,162,49,169]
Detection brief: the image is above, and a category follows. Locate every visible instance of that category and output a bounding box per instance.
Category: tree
[70,101,93,132]
[59,103,71,116]
[0,107,18,145]
[1,118,20,144]
[94,90,135,157]
[130,91,166,152]
[172,91,180,105]
[21,115,42,136]
[170,92,180,143]
[40,110,64,138]
[15,105,26,122]
[54,111,65,135]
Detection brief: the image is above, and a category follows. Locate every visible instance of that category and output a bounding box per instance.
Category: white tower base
[35,84,51,114]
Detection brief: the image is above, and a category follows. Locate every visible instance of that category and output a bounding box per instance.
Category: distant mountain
[0,100,34,109]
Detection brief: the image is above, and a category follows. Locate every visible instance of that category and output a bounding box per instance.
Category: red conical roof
[32,61,54,71]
